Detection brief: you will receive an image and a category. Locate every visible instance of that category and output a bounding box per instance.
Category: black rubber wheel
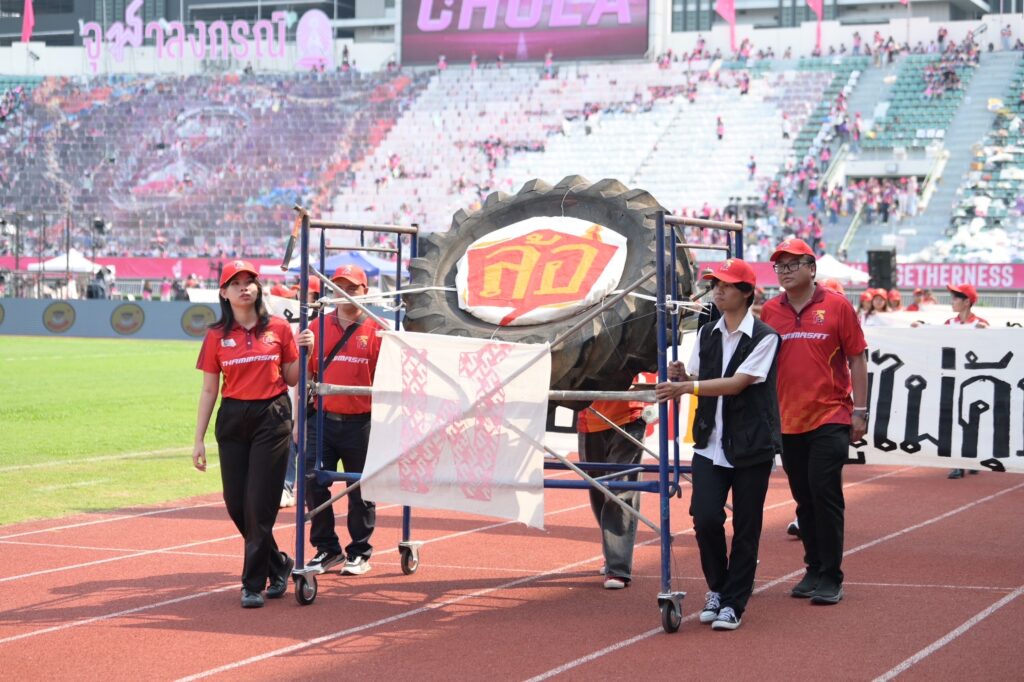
[400,547,419,575]
[661,601,681,633]
[295,574,317,605]
[404,176,696,395]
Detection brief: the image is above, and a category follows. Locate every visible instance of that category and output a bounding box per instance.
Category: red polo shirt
[761,284,867,435]
[196,316,298,400]
[309,314,384,415]
[578,400,645,433]
[945,313,988,327]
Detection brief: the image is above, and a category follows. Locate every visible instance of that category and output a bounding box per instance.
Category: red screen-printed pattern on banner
[401,0,649,64]
[397,344,511,501]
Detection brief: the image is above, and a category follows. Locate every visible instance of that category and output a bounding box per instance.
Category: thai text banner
[401,0,649,64]
[857,328,1024,473]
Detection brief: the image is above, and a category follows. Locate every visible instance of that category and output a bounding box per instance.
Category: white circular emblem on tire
[455,216,627,327]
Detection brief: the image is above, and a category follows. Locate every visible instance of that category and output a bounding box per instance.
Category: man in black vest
[656,258,781,631]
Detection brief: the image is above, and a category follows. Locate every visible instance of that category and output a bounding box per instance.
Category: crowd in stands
[2,27,1020,266]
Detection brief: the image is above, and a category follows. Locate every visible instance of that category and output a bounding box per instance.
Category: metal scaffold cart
[284,204,744,633]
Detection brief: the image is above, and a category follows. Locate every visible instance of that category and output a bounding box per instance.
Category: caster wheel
[661,601,681,633]
[400,546,419,575]
[295,574,318,605]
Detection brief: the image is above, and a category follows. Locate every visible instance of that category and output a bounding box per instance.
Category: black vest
[692,317,782,468]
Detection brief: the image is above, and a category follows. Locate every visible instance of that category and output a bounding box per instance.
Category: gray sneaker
[699,591,721,624]
[342,556,372,575]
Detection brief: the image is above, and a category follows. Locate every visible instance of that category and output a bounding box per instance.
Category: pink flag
[806,0,823,51]
[900,0,909,4]
[20,0,34,43]
[714,0,736,52]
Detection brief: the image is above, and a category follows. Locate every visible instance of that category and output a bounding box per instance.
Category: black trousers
[577,419,646,581]
[305,415,375,560]
[689,455,773,617]
[781,423,850,584]
[215,394,292,592]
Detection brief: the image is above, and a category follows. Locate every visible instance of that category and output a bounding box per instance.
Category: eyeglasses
[773,260,812,274]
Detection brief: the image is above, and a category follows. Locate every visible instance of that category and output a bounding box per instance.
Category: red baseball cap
[887,288,902,301]
[870,288,887,299]
[821,278,846,295]
[220,260,259,287]
[701,258,756,287]
[947,283,978,304]
[859,290,873,302]
[269,283,295,298]
[331,264,368,288]
[770,238,816,262]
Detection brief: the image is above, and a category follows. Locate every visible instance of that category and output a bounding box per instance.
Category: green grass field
[0,336,223,525]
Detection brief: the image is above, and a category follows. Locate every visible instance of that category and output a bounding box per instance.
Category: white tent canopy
[816,254,870,283]
[26,249,110,275]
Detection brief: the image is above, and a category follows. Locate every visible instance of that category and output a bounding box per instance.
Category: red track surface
[1,465,1021,681]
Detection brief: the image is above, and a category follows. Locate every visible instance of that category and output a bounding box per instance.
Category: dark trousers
[215,394,292,592]
[305,415,375,560]
[781,423,850,584]
[689,455,773,617]
[577,419,646,581]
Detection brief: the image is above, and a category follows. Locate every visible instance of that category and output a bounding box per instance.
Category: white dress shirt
[688,310,779,469]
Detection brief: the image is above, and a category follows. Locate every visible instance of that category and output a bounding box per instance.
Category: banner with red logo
[362,331,550,527]
[401,0,649,64]
[456,217,627,326]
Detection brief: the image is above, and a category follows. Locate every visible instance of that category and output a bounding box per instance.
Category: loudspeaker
[867,248,896,290]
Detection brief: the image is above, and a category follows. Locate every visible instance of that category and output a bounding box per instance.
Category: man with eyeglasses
[760,239,868,605]
[655,258,781,631]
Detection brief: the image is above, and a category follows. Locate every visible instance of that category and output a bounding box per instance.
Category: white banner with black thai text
[858,328,1024,473]
[362,331,550,528]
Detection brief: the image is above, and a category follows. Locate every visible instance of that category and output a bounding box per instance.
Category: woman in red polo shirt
[192,260,301,609]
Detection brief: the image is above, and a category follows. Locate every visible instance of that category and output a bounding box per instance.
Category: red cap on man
[219,260,259,287]
[770,238,816,262]
[701,258,757,287]
[947,282,978,305]
[332,264,368,288]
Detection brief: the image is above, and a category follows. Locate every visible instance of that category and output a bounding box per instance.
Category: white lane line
[0,501,224,541]
[34,479,111,493]
[872,585,1024,681]
[523,475,1024,681]
[174,468,915,681]
[0,446,197,473]
[0,501,588,645]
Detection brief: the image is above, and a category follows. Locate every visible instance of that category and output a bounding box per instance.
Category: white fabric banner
[362,331,551,528]
[858,328,1024,473]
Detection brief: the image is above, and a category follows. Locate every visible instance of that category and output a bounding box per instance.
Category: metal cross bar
[664,215,743,232]
[324,244,399,255]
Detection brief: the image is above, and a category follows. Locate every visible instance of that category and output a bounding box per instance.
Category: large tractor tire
[403,176,697,394]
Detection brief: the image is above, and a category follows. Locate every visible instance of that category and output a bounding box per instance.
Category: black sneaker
[306,549,343,574]
[241,588,264,609]
[711,606,741,630]
[948,468,964,479]
[786,519,801,539]
[791,570,819,598]
[266,553,294,599]
[811,580,844,605]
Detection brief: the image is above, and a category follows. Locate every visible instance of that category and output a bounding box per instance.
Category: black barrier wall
[0,300,220,340]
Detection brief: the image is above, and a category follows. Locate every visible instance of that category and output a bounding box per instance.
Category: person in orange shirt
[577,398,647,590]
[760,239,868,606]
[193,260,301,609]
[295,265,384,577]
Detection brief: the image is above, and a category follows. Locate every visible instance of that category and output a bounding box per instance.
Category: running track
[1,464,1021,680]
